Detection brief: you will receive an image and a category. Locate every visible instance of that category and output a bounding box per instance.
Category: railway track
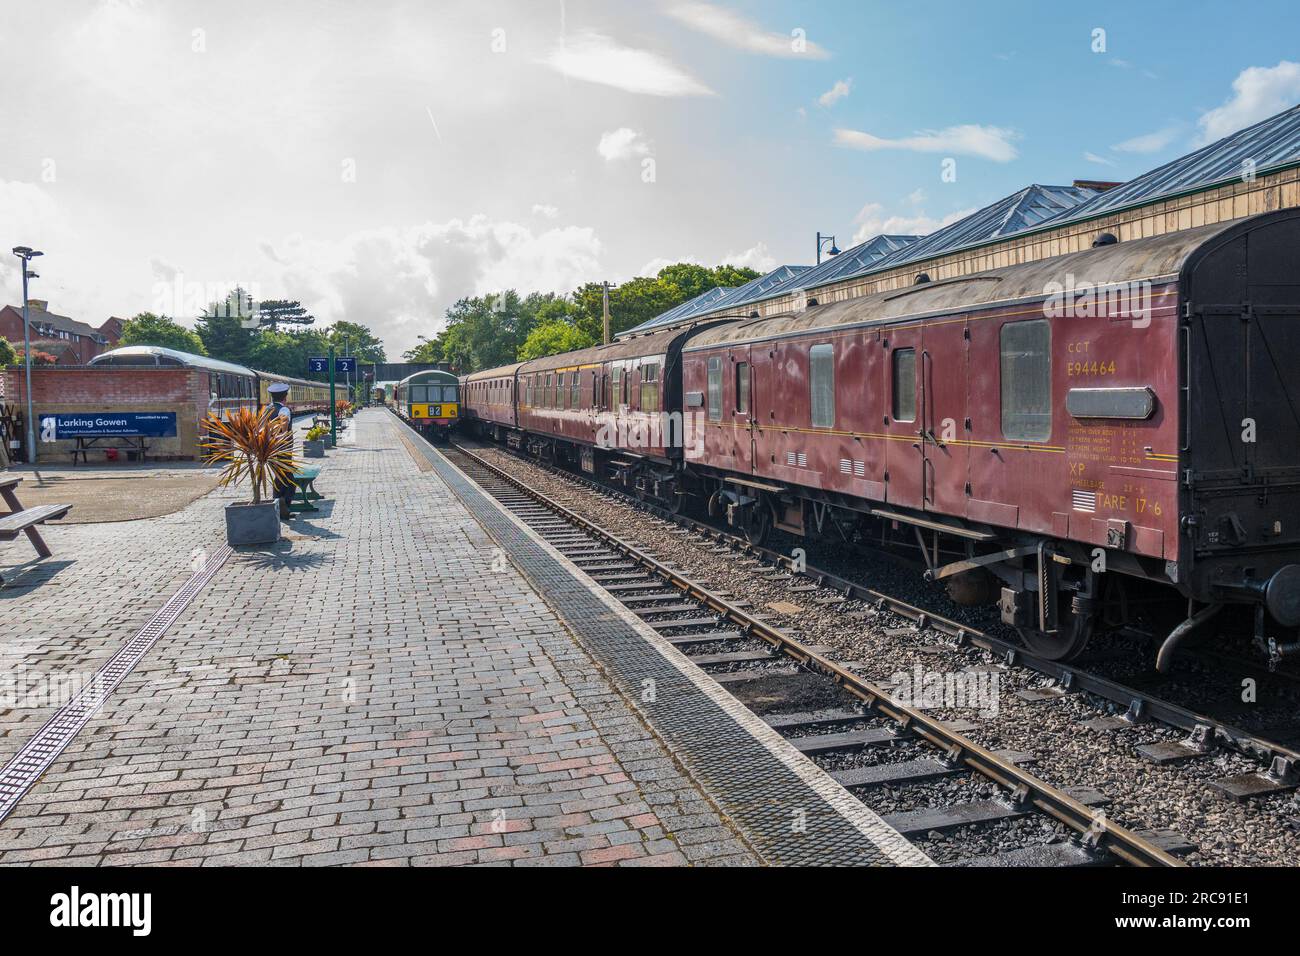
[440,439,1188,867]
[472,439,1300,804]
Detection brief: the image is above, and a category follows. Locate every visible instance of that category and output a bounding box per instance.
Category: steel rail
[494,443,1300,769]
[449,442,1184,868]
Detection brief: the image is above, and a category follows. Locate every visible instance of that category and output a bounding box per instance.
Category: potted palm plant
[200,407,297,546]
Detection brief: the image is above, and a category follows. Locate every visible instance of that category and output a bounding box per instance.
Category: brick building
[1,365,213,461]
[0,300,119,365]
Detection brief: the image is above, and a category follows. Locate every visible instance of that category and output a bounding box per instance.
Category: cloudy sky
[2,0,1299,355]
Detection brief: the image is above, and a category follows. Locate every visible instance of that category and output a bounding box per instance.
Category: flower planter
[324,436,335,448]
[303,439,325,458]
[224,501,280,546]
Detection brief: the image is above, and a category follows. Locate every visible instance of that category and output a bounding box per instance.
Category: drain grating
[0,543,233,823]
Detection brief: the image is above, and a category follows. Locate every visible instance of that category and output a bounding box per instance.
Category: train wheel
[743,502,771,546]
[662,484,685,515]
[1017,611,1094,661]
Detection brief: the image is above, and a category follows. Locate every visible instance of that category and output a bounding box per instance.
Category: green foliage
[119,312,207,354]
[327,320,385,363]
[0,338,16,367]
[246,328,330,379]
[518,320,596,361]
[570,263,760,342]
[403,291,570,371]
[195,310,253,367]
[256,299,315,330]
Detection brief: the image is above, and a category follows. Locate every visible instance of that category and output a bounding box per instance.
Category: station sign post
[310,353,357,444]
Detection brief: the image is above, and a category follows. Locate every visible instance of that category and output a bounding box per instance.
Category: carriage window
[571,371,580,409]
[410,384,428,403]
[1001,319,1052,441]
[892,349,916,423]
[712,356,722,421]
[810,344,834,428]
[444,385,458,403]
[706,357,722,422]
[640,363,659,412]
[735,362,750,415]
[612,367,623,407]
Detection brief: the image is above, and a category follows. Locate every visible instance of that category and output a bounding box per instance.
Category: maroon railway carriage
[462,362,523,435]
[463,323,733,506]
[681,211,1300,663]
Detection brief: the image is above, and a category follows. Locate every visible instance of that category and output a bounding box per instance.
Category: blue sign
[41,412,178,441]
[308,356,329,374]
[335,357,357,375]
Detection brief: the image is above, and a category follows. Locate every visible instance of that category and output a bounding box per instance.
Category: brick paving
[0,410,757,866]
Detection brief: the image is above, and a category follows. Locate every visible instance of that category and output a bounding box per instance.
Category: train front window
[1001,319,1052,441]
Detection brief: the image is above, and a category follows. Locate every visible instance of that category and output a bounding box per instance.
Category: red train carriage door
[750,343,775,475]
[731,347,754,472]
[882,325,926,510]
[921,316,971,515]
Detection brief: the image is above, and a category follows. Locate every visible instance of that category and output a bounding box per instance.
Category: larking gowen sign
[40,412,178,441]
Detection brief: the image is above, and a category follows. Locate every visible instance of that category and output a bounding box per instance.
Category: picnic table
[0,476,72,582]
[71,434,150,464]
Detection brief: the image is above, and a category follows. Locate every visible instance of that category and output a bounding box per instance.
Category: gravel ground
[465,442,1300,867]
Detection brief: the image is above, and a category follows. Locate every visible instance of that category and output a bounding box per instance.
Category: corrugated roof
[1047,103,1300,225]
[767,234,920,296]
[700,264,810,312]
[865,184,1099,276]
[620,285,735,336]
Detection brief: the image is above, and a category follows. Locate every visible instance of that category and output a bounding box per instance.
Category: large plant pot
[224,501,280,546]
[304,439,325,458]
[324,436,335,448]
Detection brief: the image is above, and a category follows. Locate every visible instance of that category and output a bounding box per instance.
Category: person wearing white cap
[266,382,294,520]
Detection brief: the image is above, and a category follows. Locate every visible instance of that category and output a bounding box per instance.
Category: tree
[0,338,15,367]
[255,299,315,331]
[247,328,331,379]
[119,312,207,354]
[518,320,596,361]
[326,320,385,363]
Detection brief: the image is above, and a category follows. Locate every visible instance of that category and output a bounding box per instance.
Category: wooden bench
[71,434,150,464]
[0,476,72,575]
[287,465,324,513]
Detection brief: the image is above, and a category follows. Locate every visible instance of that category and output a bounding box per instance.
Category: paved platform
[0,409,925,866]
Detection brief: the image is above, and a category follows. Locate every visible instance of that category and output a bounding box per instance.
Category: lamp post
[815,232,840,266]
[11,246,43,464]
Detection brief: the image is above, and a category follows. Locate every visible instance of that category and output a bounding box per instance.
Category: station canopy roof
[1043,102,1300,225]
[866,184,1100,276]
[767,234,920,296]
[620,265,811,337]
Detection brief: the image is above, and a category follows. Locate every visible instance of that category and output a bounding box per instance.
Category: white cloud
[541,31,715,97]
[850,202,975,245]
[531,204,560,219]
[1197,61,1300,144]
[834,124,1019,162]
[597,128,651,162]
[638,255,700,277]
[720,242,776,273]
[256,216,602,353]
[818,78,852,108]
[1111,126,1181,154]
[666,2,829,59]
[1084,151,1117,167]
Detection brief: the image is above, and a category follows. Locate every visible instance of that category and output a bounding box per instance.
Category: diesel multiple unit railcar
[461,210,1300,668]
[394,369,459,441]
[88,346,332,414]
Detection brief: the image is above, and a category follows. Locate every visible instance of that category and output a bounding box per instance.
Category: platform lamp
[12,246,43,464]
[816,232,840,266]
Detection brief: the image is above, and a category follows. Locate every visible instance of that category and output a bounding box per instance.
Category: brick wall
[1,367,213,462]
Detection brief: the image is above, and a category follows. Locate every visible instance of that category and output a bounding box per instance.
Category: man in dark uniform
[267,382,295,521]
